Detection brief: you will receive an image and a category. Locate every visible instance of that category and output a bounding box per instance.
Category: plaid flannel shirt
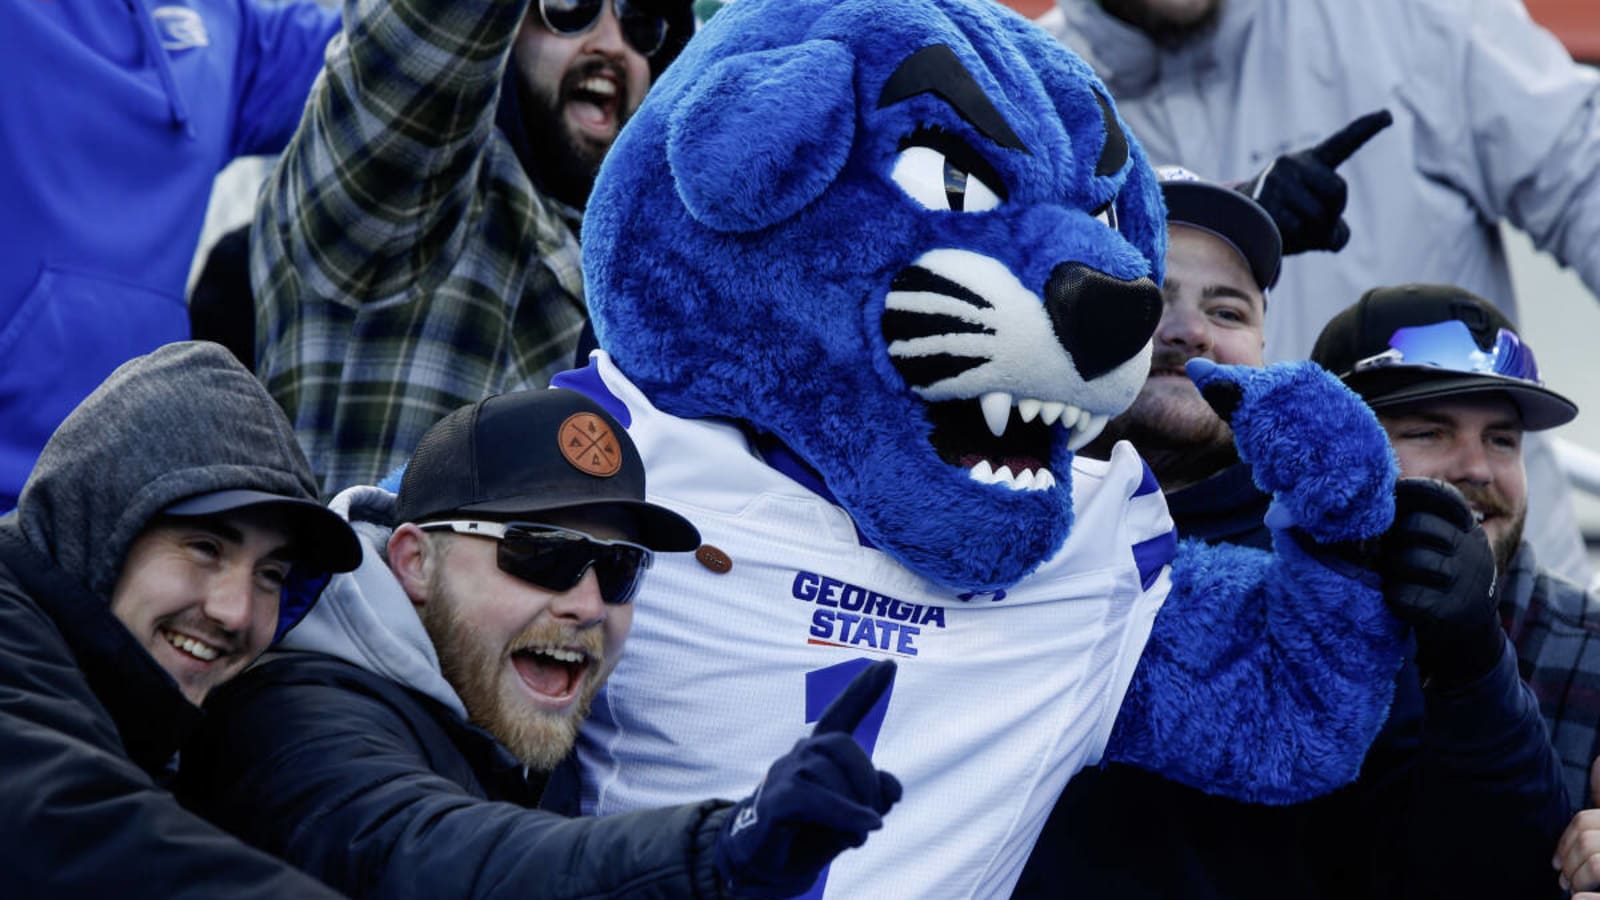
[253,0,587,495]
[1503,541,1600,806]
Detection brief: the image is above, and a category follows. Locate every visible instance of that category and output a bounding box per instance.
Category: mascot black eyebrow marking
[1093,91,1128,176]
[878,45,1028,154]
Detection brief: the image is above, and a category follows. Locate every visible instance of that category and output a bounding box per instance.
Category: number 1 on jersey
[799,657,896,899]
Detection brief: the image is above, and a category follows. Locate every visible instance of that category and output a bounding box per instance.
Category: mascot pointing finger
[556,0,1406,896]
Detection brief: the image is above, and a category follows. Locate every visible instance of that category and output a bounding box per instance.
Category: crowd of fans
[5,0,1600,897]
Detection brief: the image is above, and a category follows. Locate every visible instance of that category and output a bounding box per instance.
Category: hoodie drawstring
[124,0,195,137]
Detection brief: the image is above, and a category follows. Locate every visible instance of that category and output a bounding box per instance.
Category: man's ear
[388,523,432,609]
[667,39,856,232]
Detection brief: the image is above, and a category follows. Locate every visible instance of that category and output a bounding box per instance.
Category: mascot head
[585,0,1166,590]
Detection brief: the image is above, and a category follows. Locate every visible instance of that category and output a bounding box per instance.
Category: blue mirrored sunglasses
[420,520,654,605]
[539,0,670,57]
[1350,319,1542,385]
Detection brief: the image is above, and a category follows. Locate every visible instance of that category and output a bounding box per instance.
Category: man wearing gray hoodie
[0,341,364,898]
[181,387,902,899]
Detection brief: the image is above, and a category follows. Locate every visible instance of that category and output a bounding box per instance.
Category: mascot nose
[1044,263,1162,380]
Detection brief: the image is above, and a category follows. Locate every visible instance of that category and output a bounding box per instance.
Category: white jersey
[571,354,1175,899]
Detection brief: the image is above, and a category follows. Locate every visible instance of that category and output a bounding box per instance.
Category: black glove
[714,660,902,898]
[1238,110,1393,255]
[1378,478,1503,687]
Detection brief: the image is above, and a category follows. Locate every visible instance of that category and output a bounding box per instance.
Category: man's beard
[522,59,634,210]
[1095,354,1238,488]
[1100,0,1223,45]
[419,574,609,771]
[1456,484,1526,576]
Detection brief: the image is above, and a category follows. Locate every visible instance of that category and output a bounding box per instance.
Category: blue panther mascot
[556,0,1406,895]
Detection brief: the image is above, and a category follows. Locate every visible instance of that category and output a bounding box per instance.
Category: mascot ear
[667,40,856,232]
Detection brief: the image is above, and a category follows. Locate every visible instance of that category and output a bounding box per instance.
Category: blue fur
[1187,358,1397,541]
[1108,360,1405,801]
[588,0,1163,589]
[583,0,1404,801]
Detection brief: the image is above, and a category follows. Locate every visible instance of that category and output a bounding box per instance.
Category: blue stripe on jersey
[551,360,632,427]
[1133,528,1177,591]
[752,430,880,550]
[1133,459,1161,498]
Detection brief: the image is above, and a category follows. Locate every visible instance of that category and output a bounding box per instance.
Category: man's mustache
[1147,349,1198,379]
[1455,484,1513,521]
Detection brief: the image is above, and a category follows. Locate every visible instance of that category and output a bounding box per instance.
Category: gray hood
[17,341,324,600]
[278,485,468,719]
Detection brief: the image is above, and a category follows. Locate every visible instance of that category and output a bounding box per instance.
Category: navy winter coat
[180,652,733,899]
[0,525,345,899]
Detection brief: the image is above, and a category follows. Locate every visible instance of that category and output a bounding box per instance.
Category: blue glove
[1185,357,1396,545]
[714,660,902,898]
[1238,110,1392,255]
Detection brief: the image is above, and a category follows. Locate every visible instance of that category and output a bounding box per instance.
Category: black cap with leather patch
[395,389,700,551]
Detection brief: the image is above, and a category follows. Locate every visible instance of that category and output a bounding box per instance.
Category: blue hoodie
[0,0,339,511]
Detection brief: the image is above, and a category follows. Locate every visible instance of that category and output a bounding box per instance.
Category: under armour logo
[729,781,764,836]
[152,6,209,51]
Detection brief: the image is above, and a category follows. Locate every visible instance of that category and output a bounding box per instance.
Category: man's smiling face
[110,512,290,705]
[1379,393,1529,573]
[397,511,633,771]
[1097,223,1266,459]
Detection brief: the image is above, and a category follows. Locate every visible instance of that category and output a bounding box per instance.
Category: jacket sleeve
[182,673,732,900]
[1399,638,1572,899]
[1405,0,1600,294]
[251,0,529,310]
[1105,535,1407,805]
[1103,361,1409,805]
[0,586,347,900]
[229,0,343,156]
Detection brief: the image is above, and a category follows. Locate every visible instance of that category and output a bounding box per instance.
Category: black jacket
[0,342,361,899]
[180,650,732,899]
[0,525,343,899]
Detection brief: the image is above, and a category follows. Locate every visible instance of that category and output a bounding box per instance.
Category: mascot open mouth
[926,395,1108,491]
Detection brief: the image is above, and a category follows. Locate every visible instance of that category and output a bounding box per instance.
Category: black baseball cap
[395,389,701,552]
[1310,283,1577,431]
[1158,165,1282,291]
[163,489,363,574]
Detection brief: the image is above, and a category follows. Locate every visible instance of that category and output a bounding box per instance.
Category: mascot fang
[559,0,1406,896]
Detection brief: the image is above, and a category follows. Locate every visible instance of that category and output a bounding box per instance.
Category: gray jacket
[1044,0,1600,584]
[1044,0,1600,362]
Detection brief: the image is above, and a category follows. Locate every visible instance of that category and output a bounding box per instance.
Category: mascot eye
[893,129,1008,213]
[1091,199,1119,232]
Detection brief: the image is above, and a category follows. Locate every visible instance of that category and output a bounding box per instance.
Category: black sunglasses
[539,0,671,58]
[420,520,654,605]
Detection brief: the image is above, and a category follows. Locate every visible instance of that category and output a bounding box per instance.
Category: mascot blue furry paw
[557,0,1406,895]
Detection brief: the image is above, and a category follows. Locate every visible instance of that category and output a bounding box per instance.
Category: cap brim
[1350,369,1579,431]
[1162,180,1283,289]
[452,495,702,553]
[164,489,364,573]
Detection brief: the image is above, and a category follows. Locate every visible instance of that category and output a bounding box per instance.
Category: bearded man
[252,0,696,494]
[1310,283,1600,810]
[180,389,904,899]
